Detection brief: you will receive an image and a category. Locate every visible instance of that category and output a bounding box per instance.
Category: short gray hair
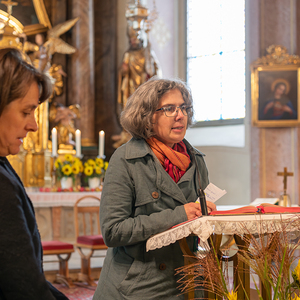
[120,77,194,140]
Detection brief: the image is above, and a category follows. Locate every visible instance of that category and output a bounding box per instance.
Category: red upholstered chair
[42,240,75,288]
[73,195,107,286]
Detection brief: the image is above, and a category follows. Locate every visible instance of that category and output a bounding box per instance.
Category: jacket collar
[124,138,205,160]
[124,138,204,204]
[124,138,152,160]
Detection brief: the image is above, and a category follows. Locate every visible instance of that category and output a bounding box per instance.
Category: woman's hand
[184,201,217,220]
[184,202,202,220]
[206,201,216,213]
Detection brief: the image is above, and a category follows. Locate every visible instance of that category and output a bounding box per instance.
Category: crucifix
[1,0,18,18]
[277,167,293,206]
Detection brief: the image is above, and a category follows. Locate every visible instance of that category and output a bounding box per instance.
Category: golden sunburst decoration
[43,17,79,57]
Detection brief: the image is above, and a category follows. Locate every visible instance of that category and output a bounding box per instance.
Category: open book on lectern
[170,204,300,229]
[209,203,300,216]
[171,202,300,231]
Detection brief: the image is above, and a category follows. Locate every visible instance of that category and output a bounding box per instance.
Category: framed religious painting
[251,45,300,127]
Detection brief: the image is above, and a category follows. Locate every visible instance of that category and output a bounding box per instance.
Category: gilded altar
[1,0,77,187]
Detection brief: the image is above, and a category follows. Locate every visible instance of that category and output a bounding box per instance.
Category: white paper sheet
[196,183,227,203]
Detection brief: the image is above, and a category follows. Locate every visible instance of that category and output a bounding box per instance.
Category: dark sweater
[0,156,68,300]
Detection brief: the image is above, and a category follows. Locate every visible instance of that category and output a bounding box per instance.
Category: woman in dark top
[0,48,68,299]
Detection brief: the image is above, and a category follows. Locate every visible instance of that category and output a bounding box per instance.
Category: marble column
[70,0,95,146]
[94,0,121,159]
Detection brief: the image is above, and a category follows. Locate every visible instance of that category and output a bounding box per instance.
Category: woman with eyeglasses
[93,77,216,300]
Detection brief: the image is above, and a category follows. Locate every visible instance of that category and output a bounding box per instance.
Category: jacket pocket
[118,258,146,296]
[118,256,176,298]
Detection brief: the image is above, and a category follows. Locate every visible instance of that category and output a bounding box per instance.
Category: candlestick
[51,127,57,157]
[75,129,81,157]
[99,130,105,158]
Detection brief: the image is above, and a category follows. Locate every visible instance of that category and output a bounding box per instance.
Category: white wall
[196,145,251,205]
[185,125,251,205]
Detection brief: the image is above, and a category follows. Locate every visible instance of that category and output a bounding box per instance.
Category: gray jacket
[93,138,209,300]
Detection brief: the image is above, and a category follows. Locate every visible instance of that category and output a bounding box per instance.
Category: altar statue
[49,103,81,146]
[113,0,162,148]
[117,29,161,113]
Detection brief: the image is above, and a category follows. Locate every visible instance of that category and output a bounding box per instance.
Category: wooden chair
[73,195,107,286]
[42,240,75,288]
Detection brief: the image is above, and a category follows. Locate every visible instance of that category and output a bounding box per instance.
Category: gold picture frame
[251,45,300,127]
[0,0,51,36]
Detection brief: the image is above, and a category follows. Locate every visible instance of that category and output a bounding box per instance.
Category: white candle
[75,129,81,157]
[52,127,57,157]
[99,130,105,158]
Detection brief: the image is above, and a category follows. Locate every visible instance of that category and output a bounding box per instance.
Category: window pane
[221,51,246,119]
[187,0,245,122]
[188,55,222,121]
[187,2,222,56]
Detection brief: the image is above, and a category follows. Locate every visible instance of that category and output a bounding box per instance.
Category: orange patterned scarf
[146,137,191,183]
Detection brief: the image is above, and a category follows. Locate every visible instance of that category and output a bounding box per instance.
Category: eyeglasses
[155,105,193,117]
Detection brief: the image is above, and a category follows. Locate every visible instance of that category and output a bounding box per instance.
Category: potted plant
[54,154,83,190]
[83,157,108,189]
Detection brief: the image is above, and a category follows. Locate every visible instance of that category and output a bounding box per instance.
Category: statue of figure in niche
[113,0,162,148]
[49,103,81,147]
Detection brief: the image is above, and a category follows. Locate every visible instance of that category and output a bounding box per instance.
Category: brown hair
[0,48,53,116]
[120,77,194,140]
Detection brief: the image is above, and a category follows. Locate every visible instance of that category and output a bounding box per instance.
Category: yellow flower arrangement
[54,154,83,179]
[83,157,108,180]
[292,260,300,288]
[226,290,237,300]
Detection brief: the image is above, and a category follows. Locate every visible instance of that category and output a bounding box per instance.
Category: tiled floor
[54,282,96,300]
[44,250,105,300]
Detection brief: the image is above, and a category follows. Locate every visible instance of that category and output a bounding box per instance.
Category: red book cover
[209,203,300,216]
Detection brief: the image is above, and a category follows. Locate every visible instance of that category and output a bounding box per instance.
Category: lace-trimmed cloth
[146,214,300,252]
